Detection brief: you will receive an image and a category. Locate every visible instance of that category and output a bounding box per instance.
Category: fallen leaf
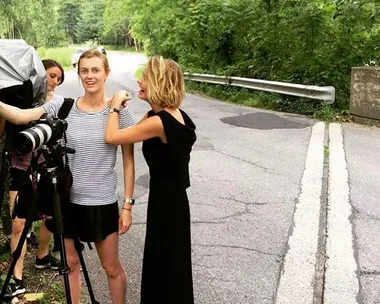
[24,292,44,300]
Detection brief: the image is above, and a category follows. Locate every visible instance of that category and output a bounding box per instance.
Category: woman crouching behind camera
[0,50,135,304]
[0,59,64,298]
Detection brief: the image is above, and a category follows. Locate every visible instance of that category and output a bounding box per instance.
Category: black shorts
[9,168,36,220]
[46,201,119,243]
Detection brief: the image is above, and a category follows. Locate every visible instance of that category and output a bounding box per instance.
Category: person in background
[105,56,196,304]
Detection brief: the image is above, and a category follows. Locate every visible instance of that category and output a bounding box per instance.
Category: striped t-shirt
[42,98,134,206]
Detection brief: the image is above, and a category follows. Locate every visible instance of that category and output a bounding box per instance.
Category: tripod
[0,149,100,304]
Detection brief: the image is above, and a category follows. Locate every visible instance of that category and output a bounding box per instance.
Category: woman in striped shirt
[0,50,135,304]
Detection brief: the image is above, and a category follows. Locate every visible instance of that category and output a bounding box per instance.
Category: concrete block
[350,67,380,122]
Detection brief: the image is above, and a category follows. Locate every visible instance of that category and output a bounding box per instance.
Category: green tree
[75,1,105,43]
[125,0,190,59]
[57,0,81,43]
[0,0,67,47]
[102,0,133,47]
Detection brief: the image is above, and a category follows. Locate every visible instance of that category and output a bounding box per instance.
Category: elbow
[105,130,135,145]
[104,134,113,144]
[105,133,118,145]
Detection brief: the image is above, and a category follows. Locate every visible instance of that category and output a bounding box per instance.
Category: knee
[12,219,25,235]
[102,260,124,279]
[67,253,80,272]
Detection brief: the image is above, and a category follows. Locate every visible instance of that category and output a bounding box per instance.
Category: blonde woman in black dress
[105,56,196,304]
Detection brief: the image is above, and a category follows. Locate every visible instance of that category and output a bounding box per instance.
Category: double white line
[275,122,360,304]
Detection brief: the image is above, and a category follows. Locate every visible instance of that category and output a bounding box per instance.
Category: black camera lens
[16,123,52,154]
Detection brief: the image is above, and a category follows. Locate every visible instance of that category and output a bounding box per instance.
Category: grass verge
[37,47,75,70]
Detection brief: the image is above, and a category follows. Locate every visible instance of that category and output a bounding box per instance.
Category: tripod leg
[0,145,11,215]
[73,239,100,304]
[51,182,72,304]
[0,123,13,213]
[0,190,40,301]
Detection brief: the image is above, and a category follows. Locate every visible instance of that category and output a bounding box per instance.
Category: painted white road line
[324,123,359,304]
[275,122,325,304]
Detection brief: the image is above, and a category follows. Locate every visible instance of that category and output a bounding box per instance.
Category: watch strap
[109,108,120,114]
[123,198,135,205]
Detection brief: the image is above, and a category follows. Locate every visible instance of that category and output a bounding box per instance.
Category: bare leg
[64,238,81,304]
[9,190,17,218]
[36,219,53,259]
[10,217,27,279]
[95,232,127,304]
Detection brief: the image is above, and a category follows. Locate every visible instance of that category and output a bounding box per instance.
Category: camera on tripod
[16,113,68,155]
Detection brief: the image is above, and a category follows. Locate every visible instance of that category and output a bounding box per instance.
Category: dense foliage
[1,0,380,108]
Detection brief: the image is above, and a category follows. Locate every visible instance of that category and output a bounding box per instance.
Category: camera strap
[58,98,75,120]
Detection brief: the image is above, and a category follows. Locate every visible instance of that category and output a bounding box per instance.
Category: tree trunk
[125,35,129,48]
[135,39,141,52]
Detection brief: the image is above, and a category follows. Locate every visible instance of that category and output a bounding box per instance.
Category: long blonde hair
[144,56,185,108]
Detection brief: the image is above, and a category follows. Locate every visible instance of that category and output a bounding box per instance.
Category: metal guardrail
[184,73,335,104]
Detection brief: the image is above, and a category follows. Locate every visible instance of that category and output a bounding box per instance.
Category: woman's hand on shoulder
[110,90,131,110]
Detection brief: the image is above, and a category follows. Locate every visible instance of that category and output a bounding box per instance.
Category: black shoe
[35,253,60,270]
[27,231,39,249]
[6,277,26,297]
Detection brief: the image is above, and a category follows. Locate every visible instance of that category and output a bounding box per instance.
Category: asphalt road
[54,51,380,304]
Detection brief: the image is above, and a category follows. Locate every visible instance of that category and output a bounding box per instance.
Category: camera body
[16,113,68,155]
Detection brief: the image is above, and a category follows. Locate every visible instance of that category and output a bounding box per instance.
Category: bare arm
[0,101,46,125]
[122,143,135,200]
[118,142,135,235]
[105,113,164,145]
[105,91,165,144]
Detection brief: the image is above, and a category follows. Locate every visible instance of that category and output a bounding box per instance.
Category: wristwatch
[123,198,135,206]
[109,108,120,114]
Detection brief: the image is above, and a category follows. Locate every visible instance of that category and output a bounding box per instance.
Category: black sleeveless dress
[140,109,196,304]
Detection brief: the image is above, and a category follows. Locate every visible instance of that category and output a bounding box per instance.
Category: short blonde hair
[77,49,110,74]
[144,56,185,108]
